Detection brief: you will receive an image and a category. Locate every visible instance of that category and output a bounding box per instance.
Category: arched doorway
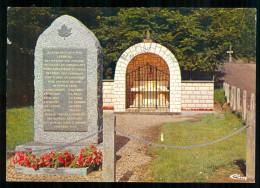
[114,42,181,113]
[126,53,170,111]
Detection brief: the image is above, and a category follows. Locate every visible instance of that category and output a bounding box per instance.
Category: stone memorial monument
[16,15,103,155]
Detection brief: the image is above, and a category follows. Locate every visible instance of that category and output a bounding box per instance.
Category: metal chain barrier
[115,125,247,149]
[7,124,247,153]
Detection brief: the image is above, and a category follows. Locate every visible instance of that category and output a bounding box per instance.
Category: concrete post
[246,110,255,181]
[250,93,255,111]
[103,115,116,182]
[242,90,247,121]
[237,88,240,110]
[232,86,236,111]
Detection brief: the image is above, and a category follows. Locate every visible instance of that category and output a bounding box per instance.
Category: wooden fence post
[103,115,116,182]
[232,86,236,111]
[242,90,247,121]
[230,86,233,108]
[227,84,230,104]
[237,88,240,110]
[246,110,255,181]
[224,82,227,97]
[250,93,255,111]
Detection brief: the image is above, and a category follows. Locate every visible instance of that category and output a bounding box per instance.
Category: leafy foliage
[7,8,256,106]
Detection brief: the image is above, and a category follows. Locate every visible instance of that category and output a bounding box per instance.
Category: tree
[7,7,256,107]
[7,7,102,107]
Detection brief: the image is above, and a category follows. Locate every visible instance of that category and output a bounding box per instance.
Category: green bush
[214,89,226,104]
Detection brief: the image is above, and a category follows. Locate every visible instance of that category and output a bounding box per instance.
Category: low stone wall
[103,80,214,111]
[103,80,114,110]
[181,81,214,111]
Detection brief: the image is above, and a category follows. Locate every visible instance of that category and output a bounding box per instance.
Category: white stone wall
[114,42,182,113]
[103,80,214,111]
[103,80,114,109]
[181,81,214,110]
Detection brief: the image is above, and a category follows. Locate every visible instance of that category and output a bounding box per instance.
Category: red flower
[64,152,70,157]
[24,158,30,167]
[13,147,103,169]
[58,157,64,164]
[19,155,24,161]
[88,157,94,164]
[31,164,37,170]
[77,158,83,166]
[50,152,55,157]
[79,153,84,160]
[28,148,32,154]
[85,155,90,163]
[91,145,96,149]
[83,161,87,167]
[45,156,51,162]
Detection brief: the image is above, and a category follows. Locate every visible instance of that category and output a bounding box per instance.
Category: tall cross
[226,45,233,63]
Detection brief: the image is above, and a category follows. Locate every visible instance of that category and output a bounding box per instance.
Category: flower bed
[13,146,102,175]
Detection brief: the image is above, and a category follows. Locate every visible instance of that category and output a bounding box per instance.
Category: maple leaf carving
[58,24,72,39]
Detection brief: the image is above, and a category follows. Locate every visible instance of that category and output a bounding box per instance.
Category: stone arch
[114,42,181,113]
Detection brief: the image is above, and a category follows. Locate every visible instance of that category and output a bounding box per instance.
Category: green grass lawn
[148,111,246,182]
[6,106,34,150]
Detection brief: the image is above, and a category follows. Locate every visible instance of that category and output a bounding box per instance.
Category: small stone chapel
[103,35,214,113]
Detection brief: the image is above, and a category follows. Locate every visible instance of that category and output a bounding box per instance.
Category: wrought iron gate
[126,63,170,109]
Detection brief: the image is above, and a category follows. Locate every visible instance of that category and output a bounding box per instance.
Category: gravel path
[6,112,204,182]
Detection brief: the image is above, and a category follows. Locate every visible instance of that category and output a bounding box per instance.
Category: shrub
[214,89,226,104]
